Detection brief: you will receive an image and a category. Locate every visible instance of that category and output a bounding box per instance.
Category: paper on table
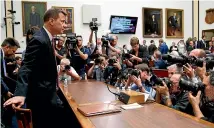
[121,103,143,110]
[142,93,150,102]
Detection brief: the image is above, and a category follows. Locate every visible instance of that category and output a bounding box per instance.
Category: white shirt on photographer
[57,65,78,81]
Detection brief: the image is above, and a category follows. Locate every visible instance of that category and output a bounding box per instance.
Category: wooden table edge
[59,84,96,128]
[154,103,214,127]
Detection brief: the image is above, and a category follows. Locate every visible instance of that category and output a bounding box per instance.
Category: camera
[62,65,70,72]
[101,35,114,47]
[65,33,77,49]
[150,75,171,87]
[179,78,205,95]
[89,18,98,31]
[122,53,131,59]
[94,57,104,65]
[162,54,214,70]
[128,69,140,77]
[108,58,117,66]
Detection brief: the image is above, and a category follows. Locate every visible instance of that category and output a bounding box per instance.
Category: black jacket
[14,27,58,106]
[129,45,149,66]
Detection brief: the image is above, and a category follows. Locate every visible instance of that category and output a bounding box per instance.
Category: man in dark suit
[199,36,208,50]
[1,37,20,127]
[4,8,79,128]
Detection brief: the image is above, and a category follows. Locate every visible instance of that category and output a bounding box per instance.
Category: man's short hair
[1,37,20,48]
[130,37,139,46]
[44,8,67,22]
[15,56,22,61]
[198,49,206,58]
[167,64,182,73]
[135,64,150,73]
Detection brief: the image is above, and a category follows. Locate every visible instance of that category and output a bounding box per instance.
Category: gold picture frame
[52,6,74,34]
[142,7,163,38]
[165,8,184,38]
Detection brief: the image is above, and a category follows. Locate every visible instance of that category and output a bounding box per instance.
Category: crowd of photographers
[52,24,214,123]
[1,21,214,125]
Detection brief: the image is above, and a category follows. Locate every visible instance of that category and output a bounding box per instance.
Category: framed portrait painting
[166,8,184,38]
[142,7,163,38]
[22,1,47,36]
[52,6,74,34]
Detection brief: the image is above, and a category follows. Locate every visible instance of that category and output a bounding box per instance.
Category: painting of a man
[29,6,40,29]
[168,13,179,35]
[143,8,162,38]
[166,9,184,38]
[22,1,47,35]
[150,14,158,34]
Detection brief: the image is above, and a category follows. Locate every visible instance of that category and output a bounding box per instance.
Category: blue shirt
[131,80,156,99]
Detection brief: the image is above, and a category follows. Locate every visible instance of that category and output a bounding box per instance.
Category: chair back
[12,104,33,128]
[152,69,168,78]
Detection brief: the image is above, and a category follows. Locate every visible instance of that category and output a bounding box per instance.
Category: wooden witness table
[59,80,214,128]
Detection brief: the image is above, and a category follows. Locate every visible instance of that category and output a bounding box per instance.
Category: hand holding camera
[153,81,169,96]
[188,90,201,106]
[183,63,195,79]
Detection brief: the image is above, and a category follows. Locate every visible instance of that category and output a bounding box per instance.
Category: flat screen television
[109,15,138,34]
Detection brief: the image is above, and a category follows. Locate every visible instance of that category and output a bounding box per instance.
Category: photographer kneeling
[188,70,214,123]
[57,58,81,81]
[103,56,122,85]
[87,56,107,81]
[123,37,149,68]
[125,64,156,99]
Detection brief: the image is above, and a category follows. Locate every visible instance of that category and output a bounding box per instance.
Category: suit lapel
[40,28,57,75]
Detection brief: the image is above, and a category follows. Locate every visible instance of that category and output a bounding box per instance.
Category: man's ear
[49,18,55,26]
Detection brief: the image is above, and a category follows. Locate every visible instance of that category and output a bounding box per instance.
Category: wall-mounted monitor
[109,15,138,34]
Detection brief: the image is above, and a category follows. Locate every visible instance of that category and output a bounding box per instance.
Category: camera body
[108,58,117,66]
[122,53,131,59]
[150,75,171,87]
[128,69,141,77]
[89,18,98,31]
[65,33,77,50]
[179,78,205,95]
[101,35,114,47]
[62,65,70,72]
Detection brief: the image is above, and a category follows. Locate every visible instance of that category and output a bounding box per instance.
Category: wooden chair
[12,104,33,128]
[152,69,169,78]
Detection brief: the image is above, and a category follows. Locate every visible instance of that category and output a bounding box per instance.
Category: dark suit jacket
[1,49,9,95]
[14,27,58,107]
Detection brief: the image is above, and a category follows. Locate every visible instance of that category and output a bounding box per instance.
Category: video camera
[179,78,205,95]
[65,33,77,50]
[162,54,214,70]
[89,18,98,31]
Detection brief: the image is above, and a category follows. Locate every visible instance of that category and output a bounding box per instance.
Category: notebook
[77,103,121,117]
